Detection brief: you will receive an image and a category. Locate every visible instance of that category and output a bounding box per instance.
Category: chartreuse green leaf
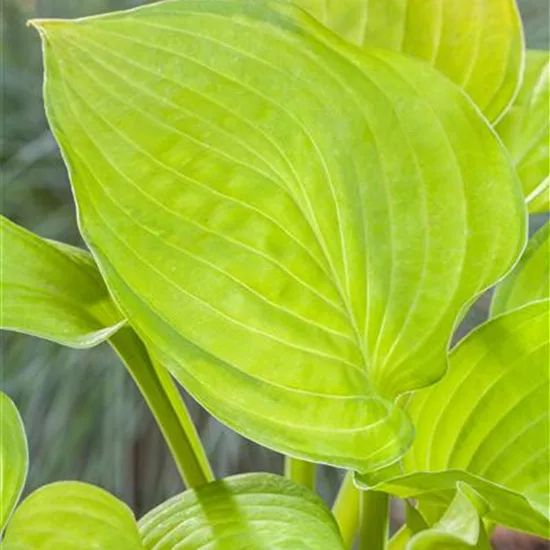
[496,50,550,212]
[139,473,345,549]
[0,215,125,347]
[407,484,491,549]
[0,392,28,534]
[0,217,212,489]
[492,221,549,315]
[2,482,143,550]
[358,301,550,536]
[295,0,524,121]
[34,0,525,471]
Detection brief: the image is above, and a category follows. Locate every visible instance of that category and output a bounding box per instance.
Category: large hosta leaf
[0,392,28,534]
[296,0,524,121]
[496,50,550,212]
[34,0,525,471]
[492,221,549,315]
[139,473,344,549]
[0,215,125,347]
[358,301,550,536]
[2,482,143,549]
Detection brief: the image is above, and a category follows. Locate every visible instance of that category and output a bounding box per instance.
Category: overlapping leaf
[0,217,213,489]
[34,0,525,471]
[0,215,125,347]
[296,0,524,121]
[492,221,549,315]
[2,482,144,549]
[0,392,28,534]
[407,484,491,549]
[496,50,550,212]
[139,473,345,549]
[358,301,550,536]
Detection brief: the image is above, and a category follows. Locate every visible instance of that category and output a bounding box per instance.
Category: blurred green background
[1,0,548,519]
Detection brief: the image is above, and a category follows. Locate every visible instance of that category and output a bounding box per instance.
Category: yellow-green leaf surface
[496,50,550,212]
[0,392,28,534]
[358,301,550,536]
[139,473,345,549]
[296,0,524,121]
[0,217,213,490]
[492,221,549,315]
[0,216,125,347]
[3,482,143,550]
[407,484,491,549]
[35,0,525,471]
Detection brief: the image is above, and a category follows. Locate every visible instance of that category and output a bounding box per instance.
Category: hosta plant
[1,0,549,548]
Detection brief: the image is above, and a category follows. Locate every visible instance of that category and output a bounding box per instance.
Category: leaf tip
[27,18,70,37]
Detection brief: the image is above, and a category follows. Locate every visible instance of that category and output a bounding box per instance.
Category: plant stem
[360,490,390,550]
[110,327,213,489]
[284,457,316,491]
[332,471,361,548]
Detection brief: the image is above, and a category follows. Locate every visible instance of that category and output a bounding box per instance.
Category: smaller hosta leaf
[296,0,524,121]
[0,392,28,534]
[358,301,550,537]
[139,473,345,549]
[496,50,550,212]
[492,221,549,315]
[0,216,125,347]
[3,482,143,550]
[407,484,491,550]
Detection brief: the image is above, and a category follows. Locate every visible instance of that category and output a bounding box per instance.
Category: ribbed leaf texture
[139,473,345,549]
[358,301,550,536]
[496,50,550,212]
[0,215,125,348]
[295,0,524,121]
[3,482,143,550]
[33,0,525,471]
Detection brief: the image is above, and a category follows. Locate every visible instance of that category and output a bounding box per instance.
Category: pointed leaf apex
[27,18,71,36]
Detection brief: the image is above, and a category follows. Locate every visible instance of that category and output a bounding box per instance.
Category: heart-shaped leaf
[492,221,549,315]
[496,50,550,212]
[0,215,125,348]
[407,484,492,550]
[2,482,144,549]
[0,392,28,534]
[295,0,524,121]
[358,300,550,536]
[139,473,345,549]
[34,0,525,471]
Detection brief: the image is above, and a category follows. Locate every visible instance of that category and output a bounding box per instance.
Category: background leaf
[0,215,125,348]
[35,0,525,472]
[496,50,550,212]
[3,481,144,550]
[295,0,524,121]
[139,473,345,549]
[492,221,549,315]
[0,392,28,533]
[358,301,550,537]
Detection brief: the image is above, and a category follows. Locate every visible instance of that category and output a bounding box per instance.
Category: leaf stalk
[110,328,213,489]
